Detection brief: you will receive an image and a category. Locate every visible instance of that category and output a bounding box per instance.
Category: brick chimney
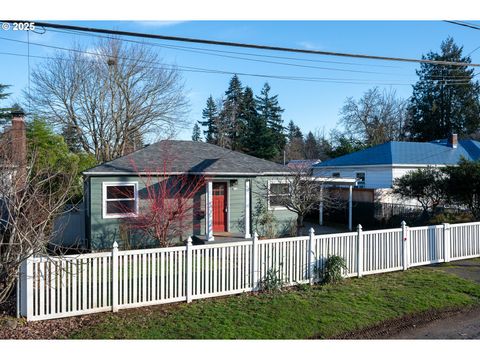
[10,109,27,168]
[448,133,458,149]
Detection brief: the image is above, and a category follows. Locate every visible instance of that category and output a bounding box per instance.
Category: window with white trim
[103,182,138,218]
[268,181,290,210]
[355,172,366,188]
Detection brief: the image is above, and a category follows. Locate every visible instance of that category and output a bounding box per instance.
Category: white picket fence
[19,221,480,321]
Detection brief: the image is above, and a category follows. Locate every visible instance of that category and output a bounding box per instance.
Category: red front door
[212,182,227,232]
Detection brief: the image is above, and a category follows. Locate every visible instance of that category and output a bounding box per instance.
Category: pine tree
[256,83,286,159]
[192,123,202,141]
[222,75,244,150]
[304,131,320,159]
[199,95,219,144]
[407,37,480,140]
[239,87,276,160]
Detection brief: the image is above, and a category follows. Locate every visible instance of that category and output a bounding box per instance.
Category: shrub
[260,267,285,292]
[322,255,348,284]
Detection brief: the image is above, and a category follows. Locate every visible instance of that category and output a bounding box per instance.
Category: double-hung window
[102,182,138,218]
[268,180,290,210]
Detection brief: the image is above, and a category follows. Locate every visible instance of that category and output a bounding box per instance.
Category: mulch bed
[329,305,480,339]
[0,293,102,340]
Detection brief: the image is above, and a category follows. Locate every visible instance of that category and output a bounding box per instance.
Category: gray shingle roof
[84,140,290,176]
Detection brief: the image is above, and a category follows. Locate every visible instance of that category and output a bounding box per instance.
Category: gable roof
[315,139,480,167]
[84,140,290,176]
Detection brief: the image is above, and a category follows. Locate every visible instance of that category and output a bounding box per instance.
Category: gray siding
[86,174,297,250]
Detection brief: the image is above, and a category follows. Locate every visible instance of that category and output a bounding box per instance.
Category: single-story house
[312,134,480,205]
[83,140,297,250]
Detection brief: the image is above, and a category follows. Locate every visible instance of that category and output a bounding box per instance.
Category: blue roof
[315,140,480,167]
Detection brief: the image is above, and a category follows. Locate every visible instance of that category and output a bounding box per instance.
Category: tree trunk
[296,214,304,236]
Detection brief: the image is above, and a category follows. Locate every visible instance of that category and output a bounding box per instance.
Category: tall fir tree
[407,37,480,141]
[256,83,286,159]
[0,83,11,120]
[222,75,244,150]
[61,123,82,153]
[239,87,276,160]
[304,131,320,159]
[286,120,305,161]
[192,123,202,141]
[199,95,219,144]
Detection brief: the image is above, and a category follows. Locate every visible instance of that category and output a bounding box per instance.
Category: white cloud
[297,41,322,50]
[135,21,188,28]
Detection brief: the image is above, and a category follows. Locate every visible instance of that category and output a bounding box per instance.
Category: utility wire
[444,20,480,31]
[1,50,476,87]
[1,35,476,83]
[2,20,480,68]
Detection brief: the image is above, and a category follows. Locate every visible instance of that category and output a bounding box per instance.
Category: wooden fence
[19,221,480,321]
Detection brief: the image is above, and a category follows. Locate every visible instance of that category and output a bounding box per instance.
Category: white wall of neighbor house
[314,166,393,189]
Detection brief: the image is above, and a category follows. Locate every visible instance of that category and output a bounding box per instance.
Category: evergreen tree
[192,123,202,141]
[199,95,219,144]
[286,120,305,161]
[304,131,320,159]
[407,37,480,140]
[61,123,82,153]
[222,75,244,150]
[0,84,12,121]
[256,83,286,159]
[239,87,276,160]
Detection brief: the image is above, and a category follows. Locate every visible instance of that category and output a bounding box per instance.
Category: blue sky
[1,20,480,140]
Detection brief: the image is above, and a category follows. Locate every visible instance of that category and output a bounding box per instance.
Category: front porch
[203,178,252,242]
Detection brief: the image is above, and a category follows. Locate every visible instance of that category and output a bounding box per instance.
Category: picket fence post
[111,241,119,312]
[20,257,33,320]
[308,228,315,284]
[357,224,363,278]
[252,232,259,290]
[443,223,451,263]
[401,221,409,271]
[186,236,193,303]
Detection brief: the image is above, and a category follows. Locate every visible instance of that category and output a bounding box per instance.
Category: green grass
[70,268,480,339]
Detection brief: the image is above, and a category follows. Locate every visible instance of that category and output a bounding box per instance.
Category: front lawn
[70,268,480,339]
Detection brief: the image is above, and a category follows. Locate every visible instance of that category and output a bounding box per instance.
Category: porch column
[244,179,251,238]
[206,181,214,241]
[348,185,353,231]
[319,185,324,226]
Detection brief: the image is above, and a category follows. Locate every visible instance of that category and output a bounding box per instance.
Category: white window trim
[267,179,290,211]
[102,181,139,219]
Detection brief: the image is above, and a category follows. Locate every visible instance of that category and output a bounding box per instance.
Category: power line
[2,50,476,88]
[2,20,480,68]
[47,27,402,69]
[444,20,480,31]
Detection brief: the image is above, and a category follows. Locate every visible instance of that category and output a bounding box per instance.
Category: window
[355,172,366,188]
[268,181,290,210]
[103,182,138,218]
[332,172,340,178]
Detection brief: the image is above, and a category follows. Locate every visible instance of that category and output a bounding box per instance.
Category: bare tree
[0,149,75,305]
[261,165,343,234]
[26,39,189,163]
[339,87,408,146]
[120,159,205,248]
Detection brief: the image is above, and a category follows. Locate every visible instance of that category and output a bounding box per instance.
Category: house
[82,140,297,250]
[312,134,480,224]
[286,159,321,173]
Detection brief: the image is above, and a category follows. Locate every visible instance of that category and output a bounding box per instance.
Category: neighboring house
[312,134,480,205]
[83,140,297,250]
